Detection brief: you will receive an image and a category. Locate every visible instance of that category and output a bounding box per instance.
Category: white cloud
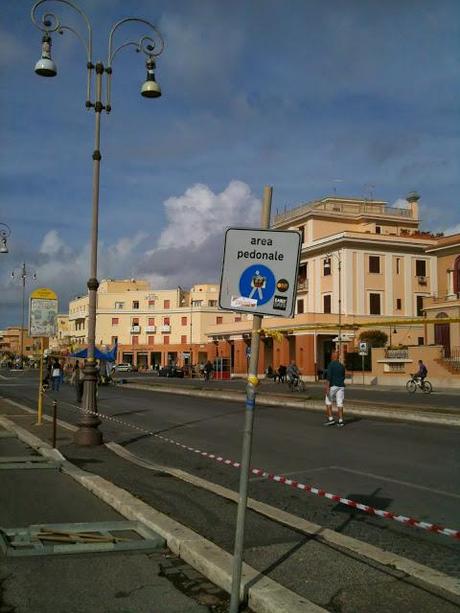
[155,180,260,250]
[39,230,72,256]
[444,223,460,236]
[392,198,408,209]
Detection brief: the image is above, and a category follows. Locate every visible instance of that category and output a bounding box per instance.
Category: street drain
[0,456,60,470]
[0,520,164,557]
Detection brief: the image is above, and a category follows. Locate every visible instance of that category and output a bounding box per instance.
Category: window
[298,226,305,243]
[111,317,119,325]
[454,255,460,294]
[164,335,170,345]
[297,299,304,314]
[148,317,155,326]
[416,295,424,316]
[148,336,155,345]
[323,258,331,276]
[369,256,380,274]
[216,316,223,324]
[163,299,170,309]
[148,299,155,307]
[396,298,402,311]
[298,264,307,286]
[111,336,118,345]
[192,300,203,307]
[181,335,187,344]
[114,301,124,309]
[418,337,424,346]
[208,300,217,307]
[163,317,170,325]
[132,336,139,345]
[181,316,187,325]
[323,294,331,313]
[235,316,241,322]
[132,318,139,325]
[416,260,427,277]
[369,293,381,315]
[375,226,381,234]
[132,301,139,309]
[396,258,400,274]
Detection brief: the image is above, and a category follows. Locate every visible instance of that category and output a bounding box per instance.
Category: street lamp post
[31,0,164,445]
[0,223,11,254]
[11,263,37,368]
[326,251,342,359]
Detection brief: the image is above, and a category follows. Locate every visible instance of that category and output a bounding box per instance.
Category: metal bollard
[52,400,57,449]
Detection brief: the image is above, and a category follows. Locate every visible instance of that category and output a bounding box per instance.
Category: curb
[0,413,325,613]
[124,383,460,426]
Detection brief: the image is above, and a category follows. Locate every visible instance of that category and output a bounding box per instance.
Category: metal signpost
[219,186,301,613]
[29,288,58,425]
[359,341,368,385]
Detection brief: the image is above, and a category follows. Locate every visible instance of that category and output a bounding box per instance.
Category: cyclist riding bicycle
[414,359,428,383]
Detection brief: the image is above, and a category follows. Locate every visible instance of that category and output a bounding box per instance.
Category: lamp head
[141,57,161,98]
[0,238,8,254]
[35,34,57,77]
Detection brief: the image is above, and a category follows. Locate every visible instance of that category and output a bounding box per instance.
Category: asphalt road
[113,371,460,410]
[1,370,459,582]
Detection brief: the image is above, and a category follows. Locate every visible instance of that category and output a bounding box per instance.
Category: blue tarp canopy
[70,344,117,361]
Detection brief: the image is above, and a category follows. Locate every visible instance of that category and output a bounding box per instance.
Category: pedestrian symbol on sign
[239,264,275,306]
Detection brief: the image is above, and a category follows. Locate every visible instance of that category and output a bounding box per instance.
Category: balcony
[417,275,428,286]
[297,279,308,292]
[160,325,171,333]
[145,325,156,333]
[130,325,141,334]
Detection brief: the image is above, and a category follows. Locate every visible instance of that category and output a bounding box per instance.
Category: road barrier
[64,404,460,540]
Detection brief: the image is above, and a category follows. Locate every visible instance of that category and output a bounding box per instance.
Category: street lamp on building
[0,223,11,254]
[31,0,165,446]
[11,263,37,368]
[325,251,343,359]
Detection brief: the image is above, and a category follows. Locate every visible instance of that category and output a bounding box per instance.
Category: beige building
[68,279,241,369]
[206,193,455,380]
[49,314,71,352]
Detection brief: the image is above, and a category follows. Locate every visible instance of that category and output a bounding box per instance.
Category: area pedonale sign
[219,228,302,318]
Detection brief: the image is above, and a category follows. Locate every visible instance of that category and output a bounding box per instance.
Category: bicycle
[406,375,432,394]
[288,376,305,392]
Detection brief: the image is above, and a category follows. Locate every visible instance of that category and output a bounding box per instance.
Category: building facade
[206,193,445,378]
[68,280,243,368]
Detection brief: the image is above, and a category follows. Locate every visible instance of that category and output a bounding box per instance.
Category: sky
[1,0,459,328]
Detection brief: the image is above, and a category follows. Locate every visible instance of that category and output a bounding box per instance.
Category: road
[1,369,459,582]
[113,371,460,410]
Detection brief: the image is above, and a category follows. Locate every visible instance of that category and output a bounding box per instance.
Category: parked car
[158,365,185,378]
[112,363,137,372]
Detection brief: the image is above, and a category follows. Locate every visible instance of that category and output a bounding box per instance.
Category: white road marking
[331,466,460,500]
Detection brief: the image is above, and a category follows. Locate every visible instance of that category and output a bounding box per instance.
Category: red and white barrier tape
[70,405,460,540]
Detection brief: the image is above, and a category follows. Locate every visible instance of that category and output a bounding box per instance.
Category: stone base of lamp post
[74,360,103,446]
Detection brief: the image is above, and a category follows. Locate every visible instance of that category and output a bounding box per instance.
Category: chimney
[406,191,420,219]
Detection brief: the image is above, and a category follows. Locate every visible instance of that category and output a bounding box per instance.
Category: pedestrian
[277,364,287,383]
[51,359,62,392]
[324,350,345,427]
[71,360,84,402]
[203,360,213,381]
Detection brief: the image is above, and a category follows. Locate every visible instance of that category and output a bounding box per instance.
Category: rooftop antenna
[332,179,343,195]
[364,183,375,200]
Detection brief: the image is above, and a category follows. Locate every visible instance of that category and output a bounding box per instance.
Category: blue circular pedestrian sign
[239,264,276,306]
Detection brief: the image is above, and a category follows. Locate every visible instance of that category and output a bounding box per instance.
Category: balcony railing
[130,326,141,334]
[145,326,156,333]
[160,325,171,333]
[297,279,308,292]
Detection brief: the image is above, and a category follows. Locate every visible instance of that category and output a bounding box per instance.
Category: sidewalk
[0,406,232,612]
[1,398,459,613]
[121,378,460,427]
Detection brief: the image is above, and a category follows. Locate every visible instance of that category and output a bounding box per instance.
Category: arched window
[454,255,460,295]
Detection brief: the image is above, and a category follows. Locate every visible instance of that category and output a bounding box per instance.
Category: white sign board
[29,288,58,337]
[358,341,368,356]
[219,228,302,317]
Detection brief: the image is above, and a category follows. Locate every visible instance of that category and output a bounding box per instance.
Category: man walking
[324,351,345,427]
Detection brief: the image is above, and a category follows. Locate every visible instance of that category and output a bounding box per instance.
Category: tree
[359,329,388,348]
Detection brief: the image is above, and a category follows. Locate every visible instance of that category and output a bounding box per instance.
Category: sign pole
[362,353,365,385]
[37,336,44,425]
[229,185,272,613]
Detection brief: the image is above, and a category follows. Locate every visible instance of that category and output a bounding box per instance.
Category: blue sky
[1,0,459,327]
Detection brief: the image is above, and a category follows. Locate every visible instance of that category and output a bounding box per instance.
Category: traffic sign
[219,228,301,317]
[29,288,58,337]
[358,341,368,356]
